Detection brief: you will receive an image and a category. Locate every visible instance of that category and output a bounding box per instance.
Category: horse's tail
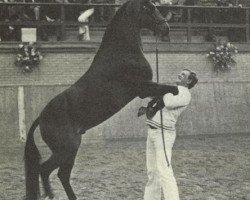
[24,118,41,200]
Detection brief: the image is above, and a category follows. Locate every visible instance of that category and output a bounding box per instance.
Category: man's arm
[163,92,190,109]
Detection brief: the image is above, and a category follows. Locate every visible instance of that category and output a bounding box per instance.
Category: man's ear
[187,78,192,85]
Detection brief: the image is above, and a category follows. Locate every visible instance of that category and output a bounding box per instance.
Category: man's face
[177,70,191,86]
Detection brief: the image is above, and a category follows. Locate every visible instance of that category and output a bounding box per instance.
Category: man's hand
[138,106,147,117]
[137,96,165,119]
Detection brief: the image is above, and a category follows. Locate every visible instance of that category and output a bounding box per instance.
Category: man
[76,0,94,41]
[139,69,198,200]
[0,0,9,41]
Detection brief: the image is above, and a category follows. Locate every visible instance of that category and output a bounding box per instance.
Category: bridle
[140,3,170,35]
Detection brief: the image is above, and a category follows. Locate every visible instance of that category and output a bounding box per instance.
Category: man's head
[177,69,198,89]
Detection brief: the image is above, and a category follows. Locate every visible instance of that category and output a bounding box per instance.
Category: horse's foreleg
[57,150,78,200]
[138,81,178,99]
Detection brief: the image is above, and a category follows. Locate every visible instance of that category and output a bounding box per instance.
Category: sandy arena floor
[0,133,249,200]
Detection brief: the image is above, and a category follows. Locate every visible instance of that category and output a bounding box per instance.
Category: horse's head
[101,0,170,50]
[124,0,170,37]
[139,0,169,37]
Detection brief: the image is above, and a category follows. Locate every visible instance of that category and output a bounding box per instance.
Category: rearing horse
[24,0,178,199]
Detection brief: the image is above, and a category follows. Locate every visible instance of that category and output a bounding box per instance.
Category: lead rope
[155,37,170,167]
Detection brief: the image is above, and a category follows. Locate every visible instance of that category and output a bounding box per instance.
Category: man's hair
[183,69,198,89]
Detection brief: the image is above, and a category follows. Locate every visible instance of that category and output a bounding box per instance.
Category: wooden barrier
[0,2,249,42]
[0,51,249,143]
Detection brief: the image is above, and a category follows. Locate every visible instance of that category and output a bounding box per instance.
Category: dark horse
[24,0,178,199]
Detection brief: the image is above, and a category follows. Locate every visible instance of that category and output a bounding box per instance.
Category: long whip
[155,37,170,167]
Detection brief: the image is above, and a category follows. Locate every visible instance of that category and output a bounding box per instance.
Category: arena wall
[0,51,249,144]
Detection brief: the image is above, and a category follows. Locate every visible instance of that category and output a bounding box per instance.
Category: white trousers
[144,128,180,200]
[78,8,95,40]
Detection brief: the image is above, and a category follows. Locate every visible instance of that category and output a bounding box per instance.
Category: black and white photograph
[0,0,249,199]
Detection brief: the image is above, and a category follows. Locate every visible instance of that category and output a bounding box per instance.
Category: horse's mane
[101,2,129,42]
[100,0,140,45]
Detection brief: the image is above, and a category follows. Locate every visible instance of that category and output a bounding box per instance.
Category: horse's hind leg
[40,153,62,199]
[57,149,79,200]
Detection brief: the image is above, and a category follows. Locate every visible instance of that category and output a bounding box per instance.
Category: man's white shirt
[146,86,191,131]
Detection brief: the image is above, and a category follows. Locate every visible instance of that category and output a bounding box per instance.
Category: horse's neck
[90,13,150,74]
[99,20,143,54]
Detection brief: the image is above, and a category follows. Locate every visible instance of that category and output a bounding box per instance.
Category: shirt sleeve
[163,90,190,109]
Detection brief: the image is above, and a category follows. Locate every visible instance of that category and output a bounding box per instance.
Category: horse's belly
[80,81,136,129]
[39,81,136,132]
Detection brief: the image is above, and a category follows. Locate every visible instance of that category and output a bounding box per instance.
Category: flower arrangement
[207,42,238,72]
[16,42,43,73]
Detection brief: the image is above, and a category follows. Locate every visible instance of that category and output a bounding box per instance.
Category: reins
[155,37,170,167]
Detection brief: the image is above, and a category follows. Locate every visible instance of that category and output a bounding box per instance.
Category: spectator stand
[0,1,119,42]
[157,3,249,43]
[0,1,249,45]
